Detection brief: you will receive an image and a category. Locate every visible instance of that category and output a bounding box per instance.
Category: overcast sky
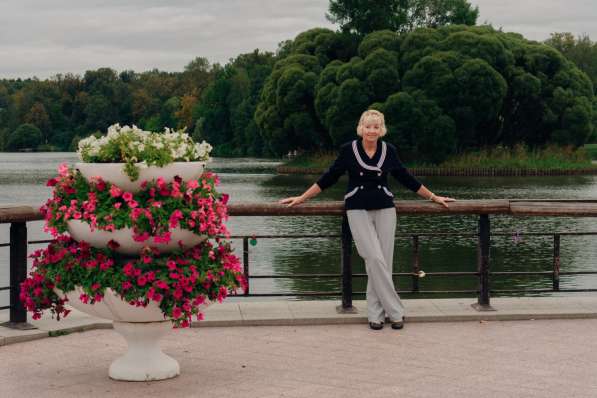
[1,0,596,79]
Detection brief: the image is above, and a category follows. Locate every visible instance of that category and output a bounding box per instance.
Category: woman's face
[361,117,382,143]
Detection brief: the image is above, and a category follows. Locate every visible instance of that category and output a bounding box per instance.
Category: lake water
[2,152,597,308]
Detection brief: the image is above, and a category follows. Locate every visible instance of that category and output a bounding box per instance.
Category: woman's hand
[278,196,306,207]
[279,184,321,207]
[432,195,456,208]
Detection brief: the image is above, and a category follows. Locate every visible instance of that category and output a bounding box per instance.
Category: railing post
[553,234,560,291]
[337,213,357,313]
[411,235,420,292]
[472,214,495,311]
[243,237,249,296]
[3,222,35,329]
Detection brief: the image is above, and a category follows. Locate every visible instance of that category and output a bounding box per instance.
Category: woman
[279,109,456,330]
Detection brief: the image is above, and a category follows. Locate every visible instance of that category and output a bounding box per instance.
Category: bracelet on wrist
[429,193,436,201]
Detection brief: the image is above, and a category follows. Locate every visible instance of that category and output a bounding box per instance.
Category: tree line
[0,0,595,162]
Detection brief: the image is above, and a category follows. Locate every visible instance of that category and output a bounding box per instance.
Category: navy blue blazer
[316,139,422,210]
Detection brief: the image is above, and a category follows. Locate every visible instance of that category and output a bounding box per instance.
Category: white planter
[55,286,166,322]
[67,220,206,254]
[55,287,209,381]
[76,161,206,193]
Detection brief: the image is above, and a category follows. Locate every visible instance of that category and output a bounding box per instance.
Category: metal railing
[2,199,597,327]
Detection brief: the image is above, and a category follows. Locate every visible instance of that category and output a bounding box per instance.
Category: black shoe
[390,319,404,330]
[369,321,384,330]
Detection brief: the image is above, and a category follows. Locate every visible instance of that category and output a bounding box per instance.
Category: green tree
[193,50,275,156]
[83,68,119,97]
[7,123,42,151]
[545,33,597,91]
[176,94,198,130]
[160,96,181,130]
[24,102,51,143]
[257,24,594,158]
[84,95,116,132]
[376,90,456,162]
[326,0,478,36]
[193,68,233,153]
[83,68,132,126]
[0,128,7,151]
[131,88,159,121]
[181,57,213,97]
[327,0,409,35]
[0,83,9,122]
[256,29,359,154]
[407,0,479,30]
[255,53,325,154]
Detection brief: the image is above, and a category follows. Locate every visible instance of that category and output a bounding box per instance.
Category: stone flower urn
[56,287,208,381]
[60,163,209,381]
[76,161,205,193]
[67,220,206,255]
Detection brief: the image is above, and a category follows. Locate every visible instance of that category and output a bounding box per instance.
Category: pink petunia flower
[153,232,171,244]
[58,163,69,177]
[133,232,150,242]
[110,185,122,198]
[155,280,169,290]
[172,307,182,319]
[123,262,135,276]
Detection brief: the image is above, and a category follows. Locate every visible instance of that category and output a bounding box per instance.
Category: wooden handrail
[0,206,44,223]
[4,199,597,326]
[5,199,597,222]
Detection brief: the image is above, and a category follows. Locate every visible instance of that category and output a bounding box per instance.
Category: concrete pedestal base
[109,321,179,381]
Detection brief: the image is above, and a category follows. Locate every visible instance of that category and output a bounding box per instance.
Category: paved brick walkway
[1,318,597,398]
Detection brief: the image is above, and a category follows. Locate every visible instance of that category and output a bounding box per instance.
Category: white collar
[352,140,386,171]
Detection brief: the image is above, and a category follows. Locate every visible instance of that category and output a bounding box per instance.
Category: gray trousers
[346,208,405,323]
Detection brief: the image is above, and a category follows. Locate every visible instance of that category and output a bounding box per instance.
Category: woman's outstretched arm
[389,147,456,209]
[279,145,347,207]
[279,183,322,207]
[415,185,456,208]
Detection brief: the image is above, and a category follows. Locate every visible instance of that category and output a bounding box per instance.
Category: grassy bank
[280,144,597,175]
[440,144,594,169]
[583,143,597,160]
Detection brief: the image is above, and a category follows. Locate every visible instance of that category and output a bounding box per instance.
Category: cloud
[0,0,334,79]
[470,0,597,40]
[1,0,596,79]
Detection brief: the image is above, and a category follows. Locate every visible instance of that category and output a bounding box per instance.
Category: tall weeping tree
[258,23,594,159]
[326,0,479,36]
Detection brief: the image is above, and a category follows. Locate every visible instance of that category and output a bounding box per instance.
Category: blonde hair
[356,109,387,137]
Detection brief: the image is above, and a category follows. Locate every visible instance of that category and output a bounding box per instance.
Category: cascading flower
[24,160,243,328]
[21,236,245,327]
[41,166,230,244]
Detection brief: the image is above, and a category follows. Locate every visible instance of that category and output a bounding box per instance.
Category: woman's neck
[362,138,377,152]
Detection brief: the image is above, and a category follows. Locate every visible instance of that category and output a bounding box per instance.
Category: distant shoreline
[279,144,597,177]
[277,165,597,176]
